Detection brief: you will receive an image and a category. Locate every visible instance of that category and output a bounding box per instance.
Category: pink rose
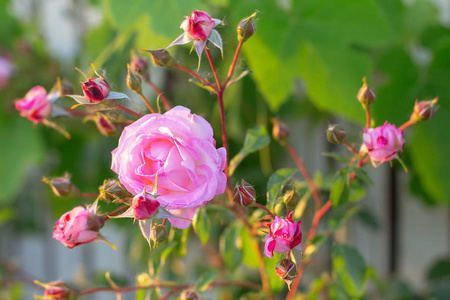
[264,212,302,258]
[181,10,216,41]
[132,191,160,220]
[111,106,227,229]
[363,122,405,166]
[0,56,13,89]
[82,77,110,103]
[15,86,52,124]
[53,205,104,249]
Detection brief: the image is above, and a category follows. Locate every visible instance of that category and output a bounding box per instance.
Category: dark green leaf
[267,168,297,209]
[329,206,361,231]
[356,208,380,230]
[330,171,350,208]
[220,221,242,272]
[195,270,220,292]
[349,166,373,185]
[193,208,210,245]
[241,225,259,268]
[427,258,450,282]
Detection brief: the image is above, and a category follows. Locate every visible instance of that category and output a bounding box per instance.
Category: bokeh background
[0,0,449,299]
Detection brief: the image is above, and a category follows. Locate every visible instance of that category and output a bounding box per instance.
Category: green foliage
[330,169,350,208]
[195,269,220,292]
[193,207,210,245]
[220,221,243,272]
[266,168,297,209]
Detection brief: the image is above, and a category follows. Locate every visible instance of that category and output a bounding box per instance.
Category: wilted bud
[151,224,168,243]
[132,191,160,220]
[81,76,110,103]
[237,12,257,42]
[35,280,75,300]
[42,174,80,197]
[144,49,176,67]
[271,118,290,143]
[275,259,297,282]
[130,51,150,81]
[94,113,116,136]
[99,179,132,202]
[179,290,200,300]
[283,190,299,211]
[127,64,142,94]
[326,124,346,144]
[357,77,376,109]
[410,98,438,123]
[233,179,256,207]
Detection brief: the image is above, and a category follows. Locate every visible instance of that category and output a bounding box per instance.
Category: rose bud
[283,190,299,211]
[275,259,297,281]
[35,280,76,300]
[181,10,216,42]
[99,179,132,202]
[81,76,110,103]
[264,212,302,258]
[94,113,116,136]
[233,179,256,207]
[15,86,52,124]
[363,122,405,167]
[237,12,257,42]
[410,97,438,123]
[326,124,346,144]
[143,49,176,67]
[357,77,376,109]
[151,224,168,243]
[130,51,150,81]
[126,63,142,94]
[179,290,200,300]
[53,204,104,249]
[42,174,80,198]
[271,118,290,143]
[132,191,160,220]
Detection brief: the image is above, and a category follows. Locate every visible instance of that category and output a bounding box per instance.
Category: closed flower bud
[99,179,132,202]
[410,98,438,123]
[357,77,376,109]
[271,118,290,143]
[283,190,299,211]
[42,174,80,197]
[130,51,150,81]
[237,12,257,42]
[151,224,168,243]
[94,113,116,136]
[233,179,256,207]
[144,49,176,67]
[127,64,142,94]
[81,76,110,103]
[132,191,160,220]
[326,124,346,144]
[35,280,76,300]
[275,259,297,281]
[179,290,200,300]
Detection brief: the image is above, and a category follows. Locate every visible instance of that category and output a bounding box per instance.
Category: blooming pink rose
[132,191,160,220]
[82,77,110,103]
[53,205,104,249]
[363,122,405,166]
[111,106,227,229]
[0,56,13,89]
[181,10,216,41]
[264,212,302,258]
[15,86,52,124]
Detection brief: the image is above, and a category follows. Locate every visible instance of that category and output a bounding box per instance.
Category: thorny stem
[365,108,371,129]
[254,203,275,219]
[138,93,156,113]
[114,104,142,118]
[103,205,128,221]
[174,64,216,92]
[145,80,172,111]
[224,41,243,88]
[399,120,414,131]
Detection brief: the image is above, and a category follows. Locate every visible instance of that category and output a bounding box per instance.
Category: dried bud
[81,76,110,103]
[132,191,160,220]
[271,118,290,143]
[130,51,150,81]
[326,124,346,144]
[237,12,257,42]
[151,224,168,243]
[410,98,438,123]
[179,290,200,300]
[94,113,116,136]
[233,179,256,207]
[283,190,299,211]
[42,174,80,197]
[127,64,142,94]
[35,280,75,300]
[357,77,376,109]
[99,179,132,202]
[275,259,297,282]
[144,49,176,67]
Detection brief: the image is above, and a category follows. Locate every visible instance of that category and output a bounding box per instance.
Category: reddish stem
[146,81,172,111]
[64,108,92,117]
[365,108,371,129]
[174,64,216,92]
[205,48,222,90]
[399,120,413,131]
[103,205,128,221]
[114,104,142,118]
[342,141,359,155]
[80,193,98,198]
[254,203,275,219]
[224,41,243,87]
[138,93,155,113]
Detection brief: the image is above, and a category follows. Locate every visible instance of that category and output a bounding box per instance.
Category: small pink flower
[181,11,216,42]
[82,77,110,103]
[363,122,405,166]
[53,204,104,249]
[264,212,302,258]
[0,56,13,89]
[132,192,160,220]
[15,86,52,124]
[35,280,74,300]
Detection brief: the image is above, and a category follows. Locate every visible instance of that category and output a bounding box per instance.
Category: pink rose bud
[15,86,52,124]
[81,77,110,103]
[326,124,346,144]
[233,179,256,207]
[53,205,104,249]
[144,49,176,67]
[181,10,216,41]
[264,212,302,258]
[42,174,80,197]
[130,52,150,81]
[237,12,257,42]
[357,77,376,109]
[271,118,290,143]
[275,258,297,281]
[132,191,160,220]
[363,122,405,166]
[94,113,116,136]
[151,224,168,243]
[410,98,438,123]
[43,281,73,299]
[99,179,132,202]
[0,56,13,89]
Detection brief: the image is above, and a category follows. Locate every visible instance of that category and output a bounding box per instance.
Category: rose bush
[264,212,302,258]
[363,122,405,166]
[111,106,227,229]
[15,86,52,124]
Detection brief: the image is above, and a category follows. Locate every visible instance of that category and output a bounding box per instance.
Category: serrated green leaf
[322,152,351,164]
[193,208,210,245]
[220,221,242,272]
[267,168,297,209]
[195,270,220,292]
